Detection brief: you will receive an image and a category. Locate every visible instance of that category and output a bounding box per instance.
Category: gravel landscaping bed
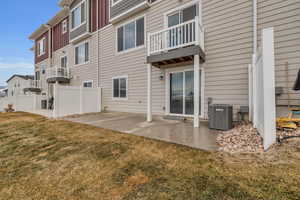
[217,123,300,153]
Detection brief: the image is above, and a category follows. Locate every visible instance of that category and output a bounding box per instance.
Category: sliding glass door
[170,72,184,114]
[170,70,201,116]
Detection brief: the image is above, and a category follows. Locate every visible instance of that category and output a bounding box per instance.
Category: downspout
[97,0,100,88]
[45,24,53,67]
[45,24,53,101]
[250,0,257,122]
[253,0,257,57]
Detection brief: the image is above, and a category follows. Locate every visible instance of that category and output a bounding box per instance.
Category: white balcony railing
[46,66,70,80]
[28,80,42,89]
[147,18,205,56]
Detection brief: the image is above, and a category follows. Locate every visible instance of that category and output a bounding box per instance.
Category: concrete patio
[64,112,219,151]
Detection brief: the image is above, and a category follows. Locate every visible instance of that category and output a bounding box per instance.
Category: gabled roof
[6,75,34,83]
[59,0,76,7]
[29,7,69,40]
[29,24,49,40]
[47,7,69,26]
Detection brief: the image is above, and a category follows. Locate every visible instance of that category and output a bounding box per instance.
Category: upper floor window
[37,37,46,56]
[117,17,144,52]
[35,71,40,80]
[167,4,198,28]
[61,56,68,68]
[62,19,68,34]
[71,1,86,30]
[75,42,89,65]
[41,64,46,74]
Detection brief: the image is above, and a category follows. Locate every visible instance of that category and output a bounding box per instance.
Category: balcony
[24,80,42,93]
[147,18,205,67]
[46,66,71,83]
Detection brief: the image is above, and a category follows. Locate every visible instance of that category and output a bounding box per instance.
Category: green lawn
[0,112,300,200]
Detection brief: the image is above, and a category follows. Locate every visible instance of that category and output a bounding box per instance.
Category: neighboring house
[29,0,300,126]
[6,75,34,98]
[0,86,7,97]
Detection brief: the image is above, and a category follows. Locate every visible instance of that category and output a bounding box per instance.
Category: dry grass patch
[0,112,300,200]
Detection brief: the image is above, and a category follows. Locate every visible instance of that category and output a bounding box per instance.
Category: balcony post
[194,54,200,128]
[147,63,152,122]
[195,17,200,46]
[147,33,151,56]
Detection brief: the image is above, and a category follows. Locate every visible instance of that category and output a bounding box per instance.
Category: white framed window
[117,17,144,52]
[166,3,198,28]
[41,64,46,74]
[37,37,46,56]
[61,56,68,68]
[112,76,128,99]
[75,42,89,65]
[35,71,40,80]
[83,80,93,88]
[71,1,86,30]
[62,19,68,34]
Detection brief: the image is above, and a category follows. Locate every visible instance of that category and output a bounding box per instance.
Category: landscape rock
[218,123,300,153]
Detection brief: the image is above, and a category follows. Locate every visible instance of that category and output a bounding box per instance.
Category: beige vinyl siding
[99,0,205,114]
[69,33,99,87]
[202,0,253,118]
[258,0,300,106]
[99,0,254,118]
[35,58,50,95]
[99,24,160,114]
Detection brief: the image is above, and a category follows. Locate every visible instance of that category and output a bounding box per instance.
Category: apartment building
[6,75,34,97]
[28,0,109,100]
[29,0,300,126]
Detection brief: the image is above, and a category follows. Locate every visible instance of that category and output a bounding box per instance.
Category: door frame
[165,66,205,118]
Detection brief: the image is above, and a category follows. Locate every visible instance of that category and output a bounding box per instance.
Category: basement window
[83,80,93,88]
[113,76,128,99]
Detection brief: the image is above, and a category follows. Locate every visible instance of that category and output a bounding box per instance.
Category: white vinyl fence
[0,95,40,112]
[0,86,102,118]
[0,97,9,112]
[53,85,102,118]
[250,28,276,150]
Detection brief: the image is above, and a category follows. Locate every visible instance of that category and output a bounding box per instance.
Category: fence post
[97,87,102,112]
[80,86,83,114]
[262,28,276,150]
[33,94,37,111]
[53,83,59,118]
[14,95,18,112]
[248,64,253,122]
[252,54,257,127]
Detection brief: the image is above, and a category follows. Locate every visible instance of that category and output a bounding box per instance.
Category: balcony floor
[23,88,41,93]
[47,77,70,84]
[147,45,205,67]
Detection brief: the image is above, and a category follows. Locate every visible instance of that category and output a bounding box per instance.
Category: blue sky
[0,0,60,86]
